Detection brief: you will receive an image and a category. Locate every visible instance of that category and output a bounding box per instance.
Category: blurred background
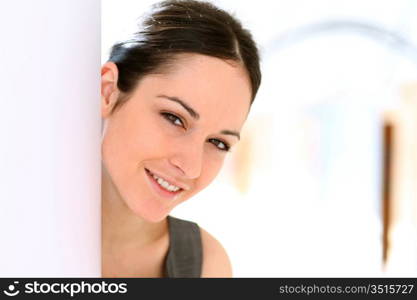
[102,0,417,277]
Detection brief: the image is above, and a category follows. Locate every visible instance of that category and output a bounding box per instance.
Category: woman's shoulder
[167,215,232,277]
[199,226,233,278]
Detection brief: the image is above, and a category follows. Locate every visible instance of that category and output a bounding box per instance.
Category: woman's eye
[161,112,184,128]
[208,138,230,152]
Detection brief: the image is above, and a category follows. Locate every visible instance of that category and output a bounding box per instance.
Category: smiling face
[101,54,252,223]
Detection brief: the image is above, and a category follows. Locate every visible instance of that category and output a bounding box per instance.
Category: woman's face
[101,54,252,222]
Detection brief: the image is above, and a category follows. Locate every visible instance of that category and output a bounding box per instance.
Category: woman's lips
[145,168,183,200]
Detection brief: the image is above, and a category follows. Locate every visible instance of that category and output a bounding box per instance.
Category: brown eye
[208,138,230,152]
[161,112,185,128]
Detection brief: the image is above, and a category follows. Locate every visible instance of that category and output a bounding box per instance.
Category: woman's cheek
[133,125,171,156]
[198,154,225,190]
[101,132,122,169]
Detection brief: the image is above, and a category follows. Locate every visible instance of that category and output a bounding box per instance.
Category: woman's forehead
[145,55,251,107]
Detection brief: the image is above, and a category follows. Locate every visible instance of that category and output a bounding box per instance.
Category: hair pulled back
[108,0,261,112]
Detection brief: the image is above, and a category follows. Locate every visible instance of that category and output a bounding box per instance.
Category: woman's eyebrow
[157,95,200,120]
[220,130,240,140]
[157,94,240,140]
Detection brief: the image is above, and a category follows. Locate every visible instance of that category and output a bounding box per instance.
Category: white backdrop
[0,0,101,276]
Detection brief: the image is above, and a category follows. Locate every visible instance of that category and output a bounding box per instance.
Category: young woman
[101,0,261,278]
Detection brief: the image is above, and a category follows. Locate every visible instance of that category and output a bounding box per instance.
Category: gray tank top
[164,215,203,278]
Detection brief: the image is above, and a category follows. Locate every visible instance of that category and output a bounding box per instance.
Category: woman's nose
[169,141,203,179]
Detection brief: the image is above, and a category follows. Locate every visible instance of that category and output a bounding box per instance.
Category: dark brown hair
[107,0,261,113]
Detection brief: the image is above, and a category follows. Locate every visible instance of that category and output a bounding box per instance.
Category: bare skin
[101,54,251,277]
[102,164,169,277]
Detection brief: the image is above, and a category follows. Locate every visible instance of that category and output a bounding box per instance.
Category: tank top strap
[164,215,203,278]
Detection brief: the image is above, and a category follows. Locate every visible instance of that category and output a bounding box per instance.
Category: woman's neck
[101,164,168,251]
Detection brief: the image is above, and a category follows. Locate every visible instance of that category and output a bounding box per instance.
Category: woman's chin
[141,212,170,223]
[128,200,172,223]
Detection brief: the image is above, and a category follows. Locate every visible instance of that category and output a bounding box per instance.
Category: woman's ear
[101,61,120,119]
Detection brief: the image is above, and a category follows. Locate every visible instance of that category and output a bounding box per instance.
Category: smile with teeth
[150,172,181,192]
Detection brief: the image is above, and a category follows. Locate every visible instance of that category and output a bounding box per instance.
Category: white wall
[0,0,101,276]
